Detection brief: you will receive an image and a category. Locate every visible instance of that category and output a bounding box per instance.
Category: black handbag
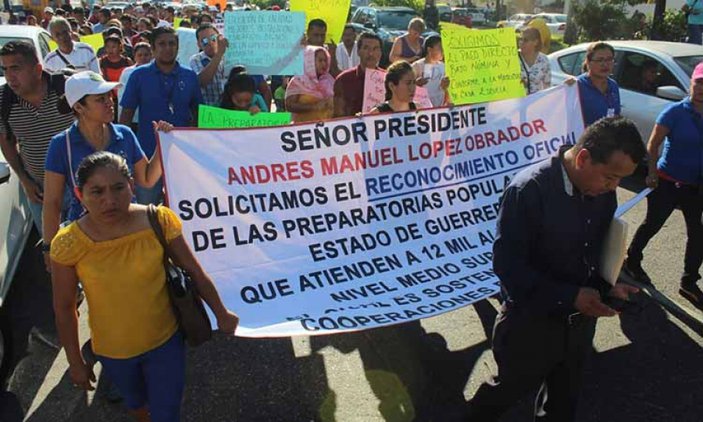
[147,205,212,347]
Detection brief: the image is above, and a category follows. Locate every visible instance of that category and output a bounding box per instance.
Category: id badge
[607,108,615,117]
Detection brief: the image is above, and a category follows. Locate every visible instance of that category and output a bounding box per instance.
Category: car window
[674,55,703,78]
[618,52,681,95]
[557,51,586,76]
[38,33,51,59]
[378,11,417,30]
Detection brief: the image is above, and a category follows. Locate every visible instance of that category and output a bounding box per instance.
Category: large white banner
[159,85,584,337]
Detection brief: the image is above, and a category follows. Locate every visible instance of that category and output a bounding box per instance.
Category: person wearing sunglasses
[577,42,621,127]
[189,23,229,106]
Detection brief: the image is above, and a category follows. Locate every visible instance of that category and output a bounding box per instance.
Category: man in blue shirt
[577,42,621,126]
[465,117,645,421]
[624,62,703,306]
[120,26,203,205]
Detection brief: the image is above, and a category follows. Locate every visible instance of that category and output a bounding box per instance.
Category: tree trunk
[650,0,667,40]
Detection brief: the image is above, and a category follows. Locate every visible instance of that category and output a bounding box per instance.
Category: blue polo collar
[148,60,183,76]
[69,121,124,146]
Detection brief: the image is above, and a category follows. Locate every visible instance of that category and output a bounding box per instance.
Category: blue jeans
[136,178,163,205]
[688,23,703,44]
[96,332,186,422]
[24,188,72,235]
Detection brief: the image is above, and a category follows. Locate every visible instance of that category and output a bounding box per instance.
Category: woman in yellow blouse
[51,151,239,422]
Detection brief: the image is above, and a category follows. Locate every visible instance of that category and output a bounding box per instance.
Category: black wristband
[41,242,50,253]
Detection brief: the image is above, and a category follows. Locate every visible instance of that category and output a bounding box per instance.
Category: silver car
[549,41,703,141]
[0,25,50,379]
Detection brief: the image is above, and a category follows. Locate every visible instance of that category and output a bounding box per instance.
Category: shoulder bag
[146,205,212,347]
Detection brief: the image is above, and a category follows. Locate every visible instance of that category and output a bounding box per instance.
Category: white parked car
[520,13,567,35]
[497,13,532,29]
[465,7,486,25]
[0,25,51,85]
[549,40,703,143]
[0,25,47,379]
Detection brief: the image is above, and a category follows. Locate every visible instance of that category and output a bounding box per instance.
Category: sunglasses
[201,34,218,46]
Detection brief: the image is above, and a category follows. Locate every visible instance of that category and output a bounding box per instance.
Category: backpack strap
[0,84,18,137]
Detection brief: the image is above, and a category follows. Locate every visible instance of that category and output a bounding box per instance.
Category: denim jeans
[627,179,703,284]
[135,178,163,206]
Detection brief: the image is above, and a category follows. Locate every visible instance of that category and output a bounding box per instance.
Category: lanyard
[160,71,178,115]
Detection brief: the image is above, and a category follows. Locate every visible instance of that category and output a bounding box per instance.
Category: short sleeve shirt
[50,205,181,358]
[120,61,203,156]
[189,51,226,106]
[656,98,703,185]
[0,78,75,185]
[688,0,703,25]
[577,74,621,126]
[520,52,551,94]
[45,122,147,221]
[334,65,368,117]
[44,42,100,74]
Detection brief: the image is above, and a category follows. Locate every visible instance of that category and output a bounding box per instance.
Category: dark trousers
[688,23,703,45]
[465,308,596,422]
[628,179,703,284]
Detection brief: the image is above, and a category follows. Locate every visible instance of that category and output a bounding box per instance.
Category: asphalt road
[1,182,701,422]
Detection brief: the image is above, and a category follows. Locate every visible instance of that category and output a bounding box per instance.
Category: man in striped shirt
[0,41,74,234]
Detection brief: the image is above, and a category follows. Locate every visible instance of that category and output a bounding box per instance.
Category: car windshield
[0,37,32,77]
[674,55,703,77]
[554,15,567,22]
[378,11,417,30]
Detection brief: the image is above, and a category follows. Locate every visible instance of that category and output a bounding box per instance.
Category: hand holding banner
[224,11,305,75]
[159,85,585,337]
[198,105,292,128]
[441,25,524,105]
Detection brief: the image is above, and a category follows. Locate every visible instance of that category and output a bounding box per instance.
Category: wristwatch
[41,241,50,253]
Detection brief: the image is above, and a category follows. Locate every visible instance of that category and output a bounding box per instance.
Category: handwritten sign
[414,86,434,109]
[198,105,292,128]
[224,11,305,75]
[362,69,386,113]
[290,0,352,44]
[49,33,104,52]
[441,24,524,104]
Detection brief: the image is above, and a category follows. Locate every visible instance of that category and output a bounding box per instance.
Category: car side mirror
[656,85,686,101]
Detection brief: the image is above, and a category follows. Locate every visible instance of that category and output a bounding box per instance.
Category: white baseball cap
[65,72,121,108]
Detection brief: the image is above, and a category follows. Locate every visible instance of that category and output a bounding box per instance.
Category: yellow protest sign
[441,24,524,105]
[49,33,105,53]
[290,0,352,44]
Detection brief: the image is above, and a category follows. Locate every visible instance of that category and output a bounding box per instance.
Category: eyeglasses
[200,34,218,46]
[590,57,615,65]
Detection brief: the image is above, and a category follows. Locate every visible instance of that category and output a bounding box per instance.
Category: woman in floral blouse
[518,27,552,95]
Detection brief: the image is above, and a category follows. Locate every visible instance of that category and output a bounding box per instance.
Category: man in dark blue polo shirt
[465,117,646,422]
[119,26,202,205]
[624,62,703,306]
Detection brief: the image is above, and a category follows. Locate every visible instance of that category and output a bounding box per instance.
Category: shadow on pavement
[310,299,498,422]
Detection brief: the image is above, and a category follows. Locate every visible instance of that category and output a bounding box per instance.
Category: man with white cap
[45,17,100,74]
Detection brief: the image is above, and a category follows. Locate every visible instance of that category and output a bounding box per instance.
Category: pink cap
[693,61,703,80]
